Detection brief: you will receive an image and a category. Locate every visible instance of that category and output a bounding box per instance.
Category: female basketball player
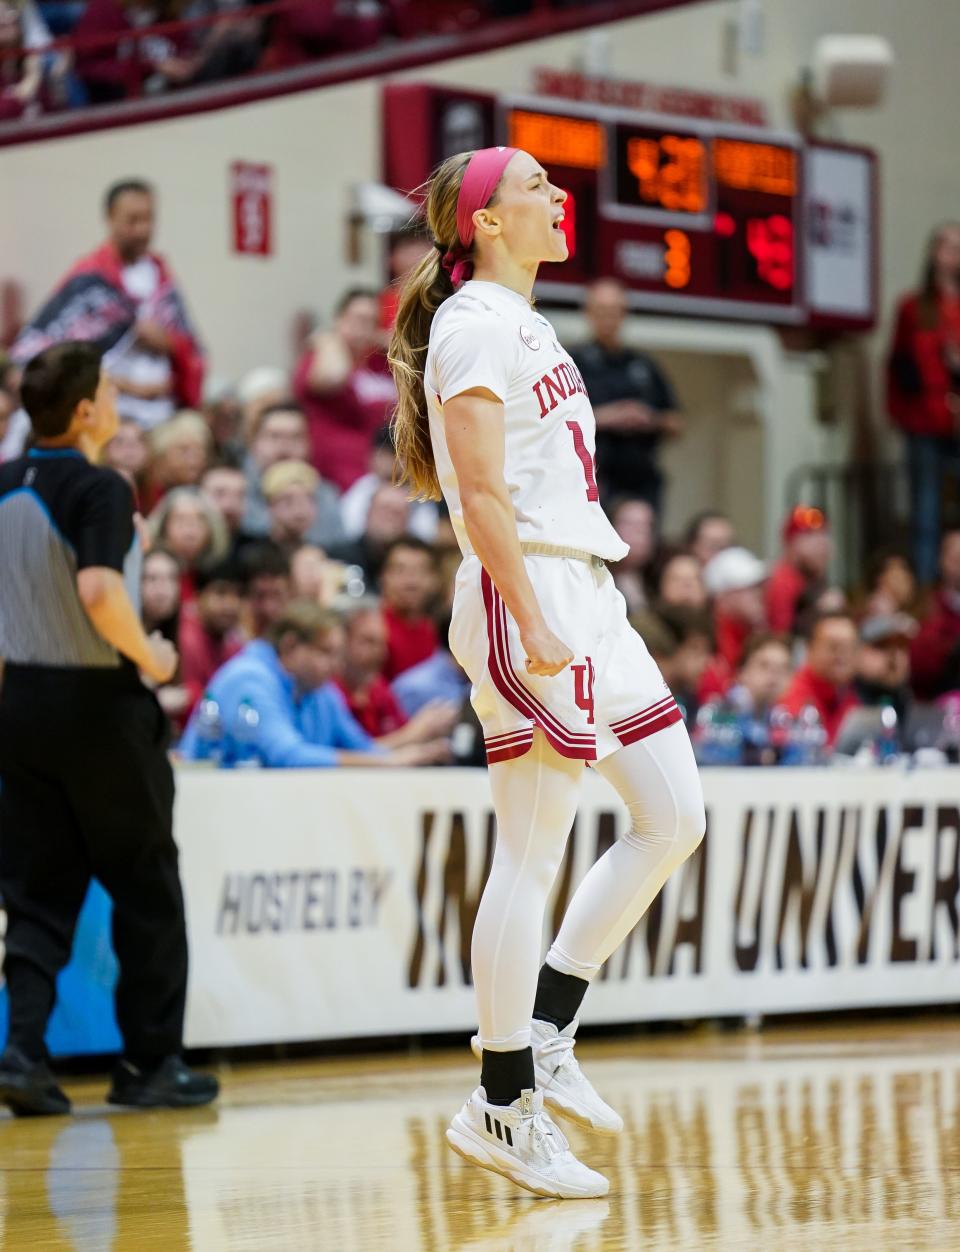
[389,147,705,1200]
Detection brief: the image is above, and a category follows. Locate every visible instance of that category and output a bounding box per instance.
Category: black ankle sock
[481,1046,534,1106]
[533,962,589,1033]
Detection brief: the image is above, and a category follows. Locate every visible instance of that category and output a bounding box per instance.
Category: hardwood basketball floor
[1,1017,958,1251]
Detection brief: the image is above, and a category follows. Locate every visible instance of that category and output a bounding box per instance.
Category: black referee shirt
[0,448,142,669]
[570,341,679,497]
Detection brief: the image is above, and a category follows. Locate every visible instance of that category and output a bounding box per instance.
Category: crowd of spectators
[0,0,610,122]
[4,178,960,770]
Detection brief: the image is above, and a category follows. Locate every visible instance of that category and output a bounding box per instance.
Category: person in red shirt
[886,222,960,585]
[334,601,458,746]
[293,289,398,492]
[778,613,861,747]
[699,546,768,702]
[379,537,440,680]
[766,505,832,634]
[177,559,247,724]
[910,528,960,699]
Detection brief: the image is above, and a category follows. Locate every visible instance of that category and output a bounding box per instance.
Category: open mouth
[552,215,565,232]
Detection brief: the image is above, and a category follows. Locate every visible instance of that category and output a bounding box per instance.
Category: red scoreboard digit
[383,85,878,330]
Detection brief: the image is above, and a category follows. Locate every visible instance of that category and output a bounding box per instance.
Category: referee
[0,342,218,1115]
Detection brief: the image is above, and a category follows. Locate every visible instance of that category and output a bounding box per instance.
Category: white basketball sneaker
[471,1021,624,1136]
[446,1087,609,1200]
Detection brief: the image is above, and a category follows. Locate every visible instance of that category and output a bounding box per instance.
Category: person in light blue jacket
[179,601,440,767]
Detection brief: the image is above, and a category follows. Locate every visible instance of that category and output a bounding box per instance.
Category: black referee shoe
[0,1045,72,1117]
[107,1055,219,1109]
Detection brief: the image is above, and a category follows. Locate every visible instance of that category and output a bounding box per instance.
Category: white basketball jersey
[425,281,629,563]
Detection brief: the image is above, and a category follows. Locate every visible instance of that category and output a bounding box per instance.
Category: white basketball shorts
[449,552,682,765]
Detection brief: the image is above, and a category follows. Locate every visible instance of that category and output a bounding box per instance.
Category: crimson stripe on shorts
[481,568,588,747]
[494,590,593,747]
[494,597,594,751]
[486,731,535,764]
[480,569,595,759]
[486,728,534,746]
[610,696,677,734]
[612,704,683,746]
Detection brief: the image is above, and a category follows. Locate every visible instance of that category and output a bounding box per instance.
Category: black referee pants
[0,664,188,1065]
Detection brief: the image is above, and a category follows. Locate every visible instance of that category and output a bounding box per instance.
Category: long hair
[388,151,485,502]
[918,222,960,330]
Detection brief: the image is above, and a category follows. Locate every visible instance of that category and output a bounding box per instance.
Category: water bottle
[693,701,743,766]
[780,704,827,766]
[874,704,900,764]
[192,694,224,766]
[228,696,262,769]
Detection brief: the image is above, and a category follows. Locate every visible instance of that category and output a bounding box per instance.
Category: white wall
[2,0,960,552]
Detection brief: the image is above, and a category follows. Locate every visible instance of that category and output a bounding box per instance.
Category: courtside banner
[176,767,960,1049]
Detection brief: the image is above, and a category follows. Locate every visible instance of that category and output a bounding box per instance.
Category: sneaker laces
[521,1106,570,1160]
[537,1032,583,1082]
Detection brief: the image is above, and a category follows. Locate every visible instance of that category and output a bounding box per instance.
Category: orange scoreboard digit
[383,85,878,329]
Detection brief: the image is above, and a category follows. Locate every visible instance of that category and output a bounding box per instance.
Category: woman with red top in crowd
[293,288,398,493]
[886,222,960,587]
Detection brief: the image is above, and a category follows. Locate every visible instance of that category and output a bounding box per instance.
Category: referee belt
[519,540,607,569]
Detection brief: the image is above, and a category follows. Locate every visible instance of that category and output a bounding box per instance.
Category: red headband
[442,146,518,288]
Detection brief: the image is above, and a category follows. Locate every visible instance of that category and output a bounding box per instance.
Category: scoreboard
[383,85,878,330]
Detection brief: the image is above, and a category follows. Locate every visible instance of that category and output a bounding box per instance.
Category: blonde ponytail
[388,151,474,502]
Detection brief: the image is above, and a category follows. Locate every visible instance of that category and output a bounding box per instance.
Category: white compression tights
[472,723,705,1051]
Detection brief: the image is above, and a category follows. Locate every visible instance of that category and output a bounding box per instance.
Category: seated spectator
[861,549,919,619]
[328,482,410,590]
[910,528,960,699]
[73,0,193,103]
[340,425,439,543]
[766,505,832,634]
[854,613,917,727]
[148,484,229,600]
[202,377,245,466]
[656,550,707,612]
[103,416,151,495]
[290,543,349,606]
[261,459,323,555]
[778,613,861,747]
[143,409,212,511]
[269,2,389,74]
[334,601,459,743]
[609,496,657,616]
[242,401,343,548]
[685,509,735,568]
[730,632,794,716]
[177,557,247,720]
[700,546,768,701]
[378,537,439,680]
[0,0,46,120]
[179,601,444,768]
[200,462,254,557]
[392,612,471,719]
[293,288,398,492]
[141,545,192,726]
[237,366,288,440]
[141,545,181,641]
[632,605,713,727]
[239,540,291,638]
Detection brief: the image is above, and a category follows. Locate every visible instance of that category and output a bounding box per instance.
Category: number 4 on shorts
[571,657,595,725]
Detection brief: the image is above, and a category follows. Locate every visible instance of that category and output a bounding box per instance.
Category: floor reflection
[0,1021,957,1250]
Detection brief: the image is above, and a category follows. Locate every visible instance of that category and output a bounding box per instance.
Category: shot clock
[384,85,878,329]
